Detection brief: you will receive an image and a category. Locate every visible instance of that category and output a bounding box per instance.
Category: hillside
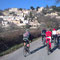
[0,6,60,29]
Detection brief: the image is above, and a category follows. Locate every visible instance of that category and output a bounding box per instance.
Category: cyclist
[56,29,60,47]
[41,29,46,42]
[23,29,30,49]
[52,28,57,46]
[46,29,52,52]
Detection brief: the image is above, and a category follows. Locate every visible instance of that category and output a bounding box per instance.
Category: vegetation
[37,13,59,29]
[0,10,4,16]
[0,43,23,56]
[0,29,41,55]
[36,6,40,11]
[52,6,60,12]
[0,36,40,56]
[18,8,22,11]
[30,6,35,10]
[45,17,59,29]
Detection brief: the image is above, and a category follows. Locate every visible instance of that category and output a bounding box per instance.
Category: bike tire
[43,37,46,45]
[47,42,50,55]
[23,46,27,57]
[54,39,56,47]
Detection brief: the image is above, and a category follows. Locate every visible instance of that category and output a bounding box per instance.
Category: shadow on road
[51,46,58,53]
[30,45,46,54]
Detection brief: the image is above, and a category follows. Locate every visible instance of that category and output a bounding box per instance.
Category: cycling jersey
[23,32,30,41]
[46,31,52,37]
[41,29,46,41]
[46,31,52,48]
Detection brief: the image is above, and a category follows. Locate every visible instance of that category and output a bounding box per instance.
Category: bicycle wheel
[54,38,56,47]
[58,37,60,48]
[27,47,30,54]
[23,46,27,57]
[47,42,50,55]
[43,37,46,45]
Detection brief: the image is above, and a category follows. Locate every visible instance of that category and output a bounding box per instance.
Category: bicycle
[52,35,57,47]
[43,36,46,46]
[46,39,50,55]
[23,42,30,57]
[54,38,56,47]
[58,36,60,49]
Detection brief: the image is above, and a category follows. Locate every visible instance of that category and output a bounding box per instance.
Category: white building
[9,8,18,12]
[22,10,30,14]
[2,21,9,27]
[37,7,44,13]
[15,11,24,17]
[0,16,3,18]
[23,20,29,24]
[56,16,60,19]
[45,12,58,16]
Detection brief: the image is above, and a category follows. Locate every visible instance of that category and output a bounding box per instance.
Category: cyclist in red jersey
[46,29,52,51]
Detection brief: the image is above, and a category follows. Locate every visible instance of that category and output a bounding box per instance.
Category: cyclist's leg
[46,37,48,44]
[52,35,54,40]
[46,37,52,51]
[26,40,30,54]
[49,42,51,49]
[49,37,51,48]
[58,36,59,44]
[42,35,44,41]
[55,35,57,46]
[54,35,56,43]
[23,41,27,57]
[46,37,50,44]
[57,36,59,46]
[23,41,26,46]
[26,40,30,48]
[49,37,53,52]
[46,38,50,54]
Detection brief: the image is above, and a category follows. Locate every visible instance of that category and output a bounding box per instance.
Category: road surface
[0,37,60,60]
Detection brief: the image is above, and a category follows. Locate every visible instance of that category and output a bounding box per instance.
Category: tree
[0,10,4,16]
[51,6,56,8]
[45,16,59,29]
[36,6,40,11]
[9,12,17,16]
[42,9,47,14]
[24,16,27,20]
[4,8,10,11]
[29,12,34,21]
[29,12,32,18]
[18,8,22,11]
[9,23,18,30]
[26,24,31,29]
[30,6,35,10]
[46,5,49,9]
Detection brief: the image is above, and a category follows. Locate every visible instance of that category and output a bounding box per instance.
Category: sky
[0,0,60,10]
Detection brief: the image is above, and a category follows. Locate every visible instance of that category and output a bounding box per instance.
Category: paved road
[0,37,60,60]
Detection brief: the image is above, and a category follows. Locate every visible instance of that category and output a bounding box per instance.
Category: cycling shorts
[46,36,51,42]
[47,36,51,40]
[23,40,29,44]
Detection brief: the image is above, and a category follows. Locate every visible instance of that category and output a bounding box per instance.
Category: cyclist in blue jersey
[41,29,46,42]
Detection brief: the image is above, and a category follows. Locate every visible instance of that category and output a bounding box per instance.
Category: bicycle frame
[23,42,30,57]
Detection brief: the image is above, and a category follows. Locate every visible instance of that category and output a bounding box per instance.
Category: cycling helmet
[53,28,55,31]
